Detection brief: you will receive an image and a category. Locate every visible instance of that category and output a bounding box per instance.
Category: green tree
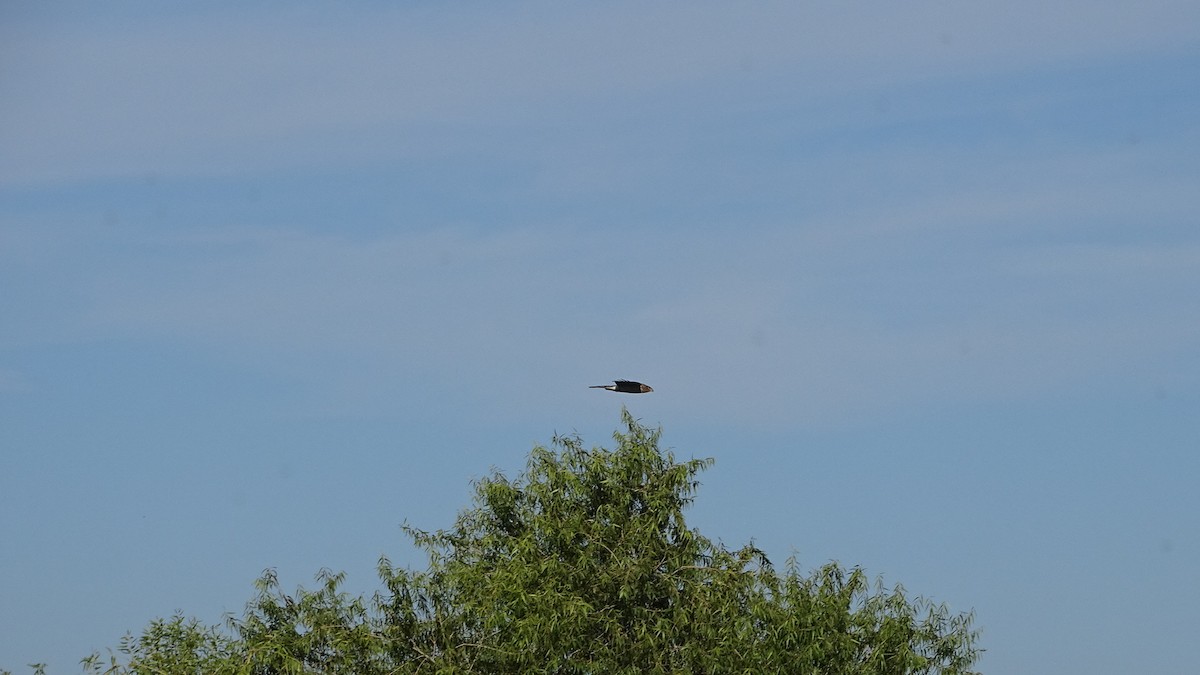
[82,410,979,674]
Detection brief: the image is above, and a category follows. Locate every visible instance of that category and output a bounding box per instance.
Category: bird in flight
[590,380,654,394]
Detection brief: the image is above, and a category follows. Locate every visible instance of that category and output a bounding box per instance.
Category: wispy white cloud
[1003,242,1200,279]
[3,1,1198,185]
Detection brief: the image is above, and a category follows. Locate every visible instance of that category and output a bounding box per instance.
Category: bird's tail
[589,385,610,389]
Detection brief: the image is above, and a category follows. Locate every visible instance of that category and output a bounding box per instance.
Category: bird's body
[590,380,654,394]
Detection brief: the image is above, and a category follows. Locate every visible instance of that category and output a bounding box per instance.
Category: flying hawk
[590,380,654,394]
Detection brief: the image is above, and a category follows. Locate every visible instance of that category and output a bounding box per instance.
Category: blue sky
[2,2,1198,672]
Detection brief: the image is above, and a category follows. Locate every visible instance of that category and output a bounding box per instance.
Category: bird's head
[640,383,654,393]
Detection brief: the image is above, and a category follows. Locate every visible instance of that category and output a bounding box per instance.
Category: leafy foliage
[72,410,978,674]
